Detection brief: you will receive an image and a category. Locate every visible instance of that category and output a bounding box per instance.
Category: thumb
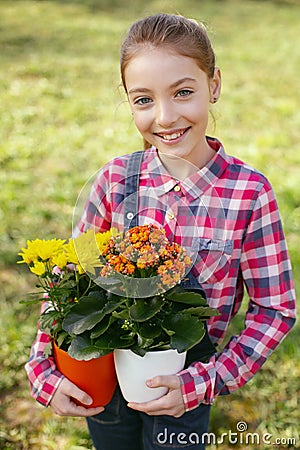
[146,375,180,390]
[61,378,93,405]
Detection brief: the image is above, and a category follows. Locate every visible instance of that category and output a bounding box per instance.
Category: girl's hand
[127,375,185,418]
[50,378,104,417]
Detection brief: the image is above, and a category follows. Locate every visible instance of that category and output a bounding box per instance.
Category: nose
[156,99,178,128]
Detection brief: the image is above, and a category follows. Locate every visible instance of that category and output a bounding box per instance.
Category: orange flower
[157,264,167,274]
[100,224,192,284]
[160,272,175,286]
[137,251,159,269]
[149,227,167,245]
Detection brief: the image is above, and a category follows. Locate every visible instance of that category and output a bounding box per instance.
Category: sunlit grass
[0,0,299,448]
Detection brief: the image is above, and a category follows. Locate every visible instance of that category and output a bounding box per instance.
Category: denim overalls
[87,151,214,450]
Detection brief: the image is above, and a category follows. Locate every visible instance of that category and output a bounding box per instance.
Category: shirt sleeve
[178,181,296,411]
[25,327,64,407]
[73,164,112,237]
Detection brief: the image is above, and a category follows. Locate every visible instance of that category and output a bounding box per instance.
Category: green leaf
[163,314,206,352]
[161,324,176,337]
[95,331,134,350]
[43,342,53,358]
[40,310,59,333]
[19,296,44,305]
[90,315,117,339]
[56,331,69,348]
[68,334,111,360]
[129,296,164,322]
[62,291,122,335]
[137,336,154,349]
[137,322,162,339]
[112,309,129,320]
[165,289,208,306]
[183,306,220,317]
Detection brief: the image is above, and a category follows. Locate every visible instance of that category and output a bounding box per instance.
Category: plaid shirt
[25,138,296,410]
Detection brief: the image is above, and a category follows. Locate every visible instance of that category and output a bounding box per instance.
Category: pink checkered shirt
[25,138,296,410]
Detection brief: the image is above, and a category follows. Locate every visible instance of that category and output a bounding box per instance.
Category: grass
[0,0,299,448]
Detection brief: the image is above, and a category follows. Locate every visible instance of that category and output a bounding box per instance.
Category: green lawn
[0,0,299,448]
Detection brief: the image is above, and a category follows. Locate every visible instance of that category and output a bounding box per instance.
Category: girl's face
[125,46,221,168]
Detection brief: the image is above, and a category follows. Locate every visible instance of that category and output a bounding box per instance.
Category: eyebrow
[128,77,197,95]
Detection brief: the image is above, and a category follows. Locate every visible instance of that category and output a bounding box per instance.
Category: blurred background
[0,0,299,448]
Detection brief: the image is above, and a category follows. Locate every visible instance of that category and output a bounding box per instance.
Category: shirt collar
[142,148,178,195]
[142,138,229,200]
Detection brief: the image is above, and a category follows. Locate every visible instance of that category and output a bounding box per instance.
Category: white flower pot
[113,348,186,403]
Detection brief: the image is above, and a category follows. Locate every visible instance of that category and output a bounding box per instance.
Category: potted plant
[62,224,219,402]
[20,225,219,403]
[18,228,119,407]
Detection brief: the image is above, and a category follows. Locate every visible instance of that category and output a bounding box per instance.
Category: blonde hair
[120,13,216,149]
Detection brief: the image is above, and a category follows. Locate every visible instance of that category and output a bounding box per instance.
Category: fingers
[127,375,185,417]
[50,378,105,417]
[146,375,180,390]
[128,391,185,417]
[61,378,93,406]
[51,398,104,417]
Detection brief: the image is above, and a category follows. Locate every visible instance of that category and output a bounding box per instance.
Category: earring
[213,97,218,103]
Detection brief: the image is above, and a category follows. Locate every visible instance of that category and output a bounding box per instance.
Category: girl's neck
[157,142,216,180]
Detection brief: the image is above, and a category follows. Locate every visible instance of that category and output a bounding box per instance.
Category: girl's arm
[25,327,64,406]
[25,326,104,416]
[178,182,296,410]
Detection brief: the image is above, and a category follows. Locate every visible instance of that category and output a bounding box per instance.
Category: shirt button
[174,185,181,192]
[166,211,175,220]
[126,212,134,220]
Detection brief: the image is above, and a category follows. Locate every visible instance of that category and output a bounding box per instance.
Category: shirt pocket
[197,237,234,285]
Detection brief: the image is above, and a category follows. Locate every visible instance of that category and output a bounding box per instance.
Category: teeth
[161,131,184,140]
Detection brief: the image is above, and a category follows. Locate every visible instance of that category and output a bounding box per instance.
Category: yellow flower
[64,229,118,275]
[95,228,119,252]
[51,252,68,269]
[18,238,66,265]
[63,239,79,265]
[30,261,46,276]
[18,245,37,265]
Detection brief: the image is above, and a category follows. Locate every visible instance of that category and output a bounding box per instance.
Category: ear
[209,67,221,104]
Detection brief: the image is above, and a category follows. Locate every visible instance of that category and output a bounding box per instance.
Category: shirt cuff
[178,371,201,411]
[178,359,216,411]
[35,371,64,407]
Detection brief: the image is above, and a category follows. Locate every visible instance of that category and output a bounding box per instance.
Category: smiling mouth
[155,127,190,141]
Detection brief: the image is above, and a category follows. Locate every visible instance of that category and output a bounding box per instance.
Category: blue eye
[135,97,152,105]
[176,89,193,97]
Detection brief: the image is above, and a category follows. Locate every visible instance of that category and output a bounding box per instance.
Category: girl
[25,13,296,450]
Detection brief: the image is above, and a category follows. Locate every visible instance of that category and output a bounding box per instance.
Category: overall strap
[123,150,144,231]
[181,271,206,298]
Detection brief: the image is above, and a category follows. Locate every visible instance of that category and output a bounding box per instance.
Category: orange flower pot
[53,341,117,408]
